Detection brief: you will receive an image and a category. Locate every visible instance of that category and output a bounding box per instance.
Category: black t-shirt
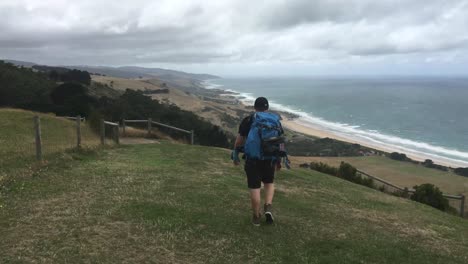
[238,113,284,137]
[238,114,254,137]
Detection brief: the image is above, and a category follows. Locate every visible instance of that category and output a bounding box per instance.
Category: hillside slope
[0,109,100,184]
[291,156,468,214]
[1,142,467,263]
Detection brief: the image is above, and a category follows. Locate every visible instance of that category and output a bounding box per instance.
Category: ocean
[205,76,468,167]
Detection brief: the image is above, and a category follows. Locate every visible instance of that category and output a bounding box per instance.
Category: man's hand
[231,149,241,166]
[275,160,282,171]
[232,135,245,166]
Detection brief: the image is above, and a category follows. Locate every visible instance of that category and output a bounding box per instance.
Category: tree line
[0,61,232,148]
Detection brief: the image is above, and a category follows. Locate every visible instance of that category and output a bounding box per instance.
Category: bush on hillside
[389,152,408,161]
[392,187,411,198]
[0,61,54,111]
[454,167,468,177]
[309,162,338,175]
[308,161,373,188]
[51,82,97,117]
[410,184,450,212]
[33,65,91,85]
[337,162,374,188]
[422,159,448,171]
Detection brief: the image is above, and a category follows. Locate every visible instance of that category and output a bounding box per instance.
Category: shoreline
[281,117,468,168]
[202,81,467,169]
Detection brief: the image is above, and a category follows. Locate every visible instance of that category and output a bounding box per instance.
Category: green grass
[0,108,100,184]
[291,156,468,214]
[1,142,467,263]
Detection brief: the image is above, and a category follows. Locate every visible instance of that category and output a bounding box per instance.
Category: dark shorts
[244,159,275,189]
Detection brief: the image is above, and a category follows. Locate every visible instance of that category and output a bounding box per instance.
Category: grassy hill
[0,108,100,184]
[291,156,468,214]
[1,140,468,262]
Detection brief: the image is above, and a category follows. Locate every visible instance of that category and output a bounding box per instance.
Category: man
[232,97,284,226]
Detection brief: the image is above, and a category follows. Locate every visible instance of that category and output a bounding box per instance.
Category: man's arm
[232,134,245,165]
[234,134,246,149]
[233,115,252,165]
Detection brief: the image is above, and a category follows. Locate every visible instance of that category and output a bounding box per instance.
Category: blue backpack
[244,112,285,160]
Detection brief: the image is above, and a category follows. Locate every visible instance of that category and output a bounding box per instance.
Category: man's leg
[262,161,276,224]
[264,183,275,205]
[245,160,262,226]
[250,188,261,216]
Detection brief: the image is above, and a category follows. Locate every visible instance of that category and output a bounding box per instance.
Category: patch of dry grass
[1,143,468,263]
[291,155,468,214]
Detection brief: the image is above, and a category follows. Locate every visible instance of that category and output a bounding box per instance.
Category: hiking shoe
[264,204,274,224]
[252,213,261,226]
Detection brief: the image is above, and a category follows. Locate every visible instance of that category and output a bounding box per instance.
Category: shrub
[410,184,450,212]
[389,152,408,161]
[392,187,411,198]
[454,167,468,177]
[50,82,97,117]
[308,161,373,188]
[337,162,358,182]
[309,162,338,175]
[422,159,448,171]
[0,60,54,111]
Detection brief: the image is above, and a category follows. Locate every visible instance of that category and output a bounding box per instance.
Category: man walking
[232,97,284,226]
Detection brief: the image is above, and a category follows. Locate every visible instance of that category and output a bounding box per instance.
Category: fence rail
[31,116,195,158]
[101,119,120,145]
[62,116,86,122]
[123,119,194,145]
[32,115,92,161]
[357,169,466,217]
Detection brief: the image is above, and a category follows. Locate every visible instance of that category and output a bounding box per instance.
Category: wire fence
[0,112,194,187]
[0,111,100,185]
[122,119,194,144]
[357,169,466,218]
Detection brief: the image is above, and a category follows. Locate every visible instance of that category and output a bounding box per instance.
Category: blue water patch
[207,77,468,166]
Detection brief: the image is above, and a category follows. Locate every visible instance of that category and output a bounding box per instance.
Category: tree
[411,184,450,211]
[50,82,96,116]
[0,60,54,111]
[389,152,408,161]
[423,159,434,166]
[454,168,468,177]
[337,162,358,182]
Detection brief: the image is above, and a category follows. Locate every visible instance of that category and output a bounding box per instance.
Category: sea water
[206,76,468,167]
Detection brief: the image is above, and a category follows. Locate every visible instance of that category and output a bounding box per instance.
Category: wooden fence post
[148,118,152,137]
[461,195,465,218]
[191,130,194,145]
[100,119,105,145]
[122,119,126,136]
[76,115,81,148]
[114,125,120,144]
[34,116,42,161]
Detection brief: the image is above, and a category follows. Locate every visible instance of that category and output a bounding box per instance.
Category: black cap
[254,97,269,111]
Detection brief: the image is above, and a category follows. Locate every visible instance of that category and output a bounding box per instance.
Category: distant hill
[71,65,219,91]
[3,59,36,68]
[3,59,219,83]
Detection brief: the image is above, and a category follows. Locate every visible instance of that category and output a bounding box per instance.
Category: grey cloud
[257,0,457,30]
[0,0,468,72]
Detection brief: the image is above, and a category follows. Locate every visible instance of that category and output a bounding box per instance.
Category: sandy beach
[281,116,468,168]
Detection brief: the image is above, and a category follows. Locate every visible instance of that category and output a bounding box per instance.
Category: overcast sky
[1,0,468,76]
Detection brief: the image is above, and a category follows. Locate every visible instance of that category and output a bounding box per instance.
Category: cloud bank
[1,0,467,75]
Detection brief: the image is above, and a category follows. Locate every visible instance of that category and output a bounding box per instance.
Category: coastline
[281,117,468,168]
[204,81,468,169]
